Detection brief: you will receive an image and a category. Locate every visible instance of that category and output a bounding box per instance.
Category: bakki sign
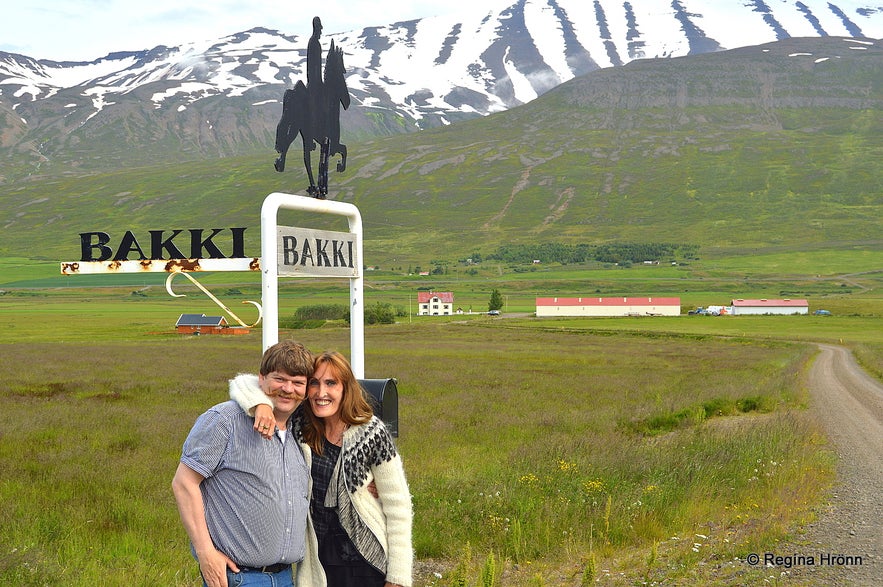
[78,228,247,261]
[58,192,366,374]
[60,225,359,278]
[276,226,358,278]
[60,228,257,275]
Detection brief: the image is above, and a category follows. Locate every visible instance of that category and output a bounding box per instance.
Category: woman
[232,351,413,587]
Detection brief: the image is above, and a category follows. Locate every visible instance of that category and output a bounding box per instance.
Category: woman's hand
[253,404,275,439]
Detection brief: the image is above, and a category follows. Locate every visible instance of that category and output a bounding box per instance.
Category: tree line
[485,242,699,265]
[280,302,405,328]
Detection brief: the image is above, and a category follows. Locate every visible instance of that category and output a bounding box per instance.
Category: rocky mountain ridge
[0,0,881,179]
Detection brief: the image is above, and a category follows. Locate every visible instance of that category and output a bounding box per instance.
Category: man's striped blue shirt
[180,400,309,567]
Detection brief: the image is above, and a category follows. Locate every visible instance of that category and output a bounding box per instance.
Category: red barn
[730,299,808,316]
[175,314,250,335]
[536,296,681,317]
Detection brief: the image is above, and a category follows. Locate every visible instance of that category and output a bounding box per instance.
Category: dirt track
[786,344,883,586]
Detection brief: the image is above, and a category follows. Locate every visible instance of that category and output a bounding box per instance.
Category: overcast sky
[3,0,495,61]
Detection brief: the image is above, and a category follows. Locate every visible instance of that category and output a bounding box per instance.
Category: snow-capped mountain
[1,0,882,175]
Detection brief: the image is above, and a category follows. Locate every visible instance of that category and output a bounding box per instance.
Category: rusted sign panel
[60,257,261,275]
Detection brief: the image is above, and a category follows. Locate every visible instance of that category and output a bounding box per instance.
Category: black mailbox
[358,378,399,437]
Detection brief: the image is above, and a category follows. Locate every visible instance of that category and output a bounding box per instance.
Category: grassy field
[2,264,881,585]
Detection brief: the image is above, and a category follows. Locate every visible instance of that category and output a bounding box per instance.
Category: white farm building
[536,297,681,317]
[417,291,454,316]
[730,299,809,315]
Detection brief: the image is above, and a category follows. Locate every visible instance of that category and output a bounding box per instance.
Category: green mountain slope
[2,37,880,268]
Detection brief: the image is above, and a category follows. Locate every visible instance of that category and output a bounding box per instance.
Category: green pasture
[3,247,882,316]
[0,321,835,586]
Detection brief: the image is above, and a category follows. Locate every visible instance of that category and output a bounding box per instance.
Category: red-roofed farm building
[730,299,808,316]
[417,291,454,316]
[175,313,250,335]
[536,297,681,317]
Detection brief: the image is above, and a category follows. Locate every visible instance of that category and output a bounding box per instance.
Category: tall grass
[0,319,833,585]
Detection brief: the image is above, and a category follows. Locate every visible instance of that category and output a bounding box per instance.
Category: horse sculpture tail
[274,88,295,172]
[274,84,309,173]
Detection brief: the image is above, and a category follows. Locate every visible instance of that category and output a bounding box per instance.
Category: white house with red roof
[536,297,681,317]
[730,299,808,315]
[417,291,454,316]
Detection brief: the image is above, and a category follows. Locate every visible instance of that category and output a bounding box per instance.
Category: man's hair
[259,340,313,377]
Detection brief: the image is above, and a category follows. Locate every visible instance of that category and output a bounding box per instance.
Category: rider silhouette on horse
[274,16,350,199]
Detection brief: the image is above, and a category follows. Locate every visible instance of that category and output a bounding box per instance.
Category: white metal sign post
[260,192,365,378]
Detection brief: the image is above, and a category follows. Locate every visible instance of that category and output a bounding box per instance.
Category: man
[172,340,322,587]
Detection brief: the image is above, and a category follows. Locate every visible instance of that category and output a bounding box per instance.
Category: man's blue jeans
[203,565,294,587]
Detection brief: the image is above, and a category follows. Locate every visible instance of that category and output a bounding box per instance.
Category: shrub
[294,304,349,321]
[365,302,396,324]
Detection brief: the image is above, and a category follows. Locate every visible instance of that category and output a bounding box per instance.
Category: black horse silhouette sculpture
[274,17,351,199]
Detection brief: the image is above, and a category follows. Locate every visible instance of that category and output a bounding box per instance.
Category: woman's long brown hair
[301,350,374,455]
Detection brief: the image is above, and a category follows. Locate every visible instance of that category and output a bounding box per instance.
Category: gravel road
[785,344,883,586]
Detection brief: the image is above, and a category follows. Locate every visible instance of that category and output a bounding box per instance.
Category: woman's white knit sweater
[230,375,413,587]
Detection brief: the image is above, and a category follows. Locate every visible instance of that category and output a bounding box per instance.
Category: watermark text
[745,552,864,568]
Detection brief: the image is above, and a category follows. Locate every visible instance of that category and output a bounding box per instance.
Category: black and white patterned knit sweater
[307,415,413,586]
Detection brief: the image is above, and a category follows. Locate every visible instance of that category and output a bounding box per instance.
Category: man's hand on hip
[198,547,239,587]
